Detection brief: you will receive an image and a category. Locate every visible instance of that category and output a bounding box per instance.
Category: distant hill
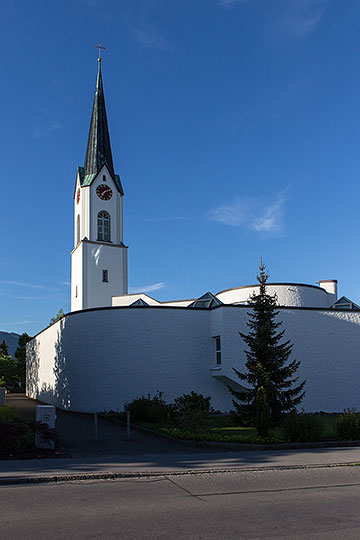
[0,331,20,357]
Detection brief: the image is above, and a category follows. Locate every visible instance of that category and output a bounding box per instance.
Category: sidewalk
[2,394,360,485]
[0,447,360,485]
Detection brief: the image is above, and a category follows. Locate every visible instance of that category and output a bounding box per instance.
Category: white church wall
[27,307,235,413]
[84,241,128,307]
[216,283,332,308]
[70,243,84,312]
[214,306,360,412]
[27,304,360,415]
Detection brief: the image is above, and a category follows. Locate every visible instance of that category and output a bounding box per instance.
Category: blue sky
[2,0,360,336]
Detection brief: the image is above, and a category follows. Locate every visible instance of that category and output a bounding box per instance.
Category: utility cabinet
[35,405,56,449]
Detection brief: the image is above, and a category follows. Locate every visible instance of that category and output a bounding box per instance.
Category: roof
[81,61,123,195]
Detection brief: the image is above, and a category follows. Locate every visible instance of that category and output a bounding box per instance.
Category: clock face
[76,188,80,204]
[96,184,113,201]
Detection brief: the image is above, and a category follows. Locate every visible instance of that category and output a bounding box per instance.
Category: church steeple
[84,60,115,179]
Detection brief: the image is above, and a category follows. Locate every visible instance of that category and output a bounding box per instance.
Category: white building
[26,60,360,414]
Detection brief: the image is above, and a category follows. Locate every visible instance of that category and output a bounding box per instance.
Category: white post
[94,412,98,441]
[126,411,130,440]
[0,388,5,407]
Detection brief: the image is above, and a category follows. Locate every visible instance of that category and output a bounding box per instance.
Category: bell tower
[71,53,128,311]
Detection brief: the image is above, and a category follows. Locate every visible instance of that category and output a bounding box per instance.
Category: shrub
[335,409,360,441]
[0,419,33,457]
[124,391,172,423]
[177,409,209,432]
[282,412,324,442]
[173,392,212,432]
[173,391,211,416]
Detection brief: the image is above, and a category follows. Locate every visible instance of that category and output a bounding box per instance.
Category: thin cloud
[0,293,50,300]
[0,321,36,325]
[252,198,284,233]
[278,0,328,37]
[216,0,247,7]
[0,281,59,291]
[134,24,169,49]
[32,122,62,139]
[144,215,189,223]
[208,195,286,235]
[129,282,166,294]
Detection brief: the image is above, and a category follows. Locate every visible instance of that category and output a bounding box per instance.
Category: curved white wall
[27,304,360,414]
[217,283,333,308]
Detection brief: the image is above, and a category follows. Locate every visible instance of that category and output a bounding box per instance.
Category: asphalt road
[2,466,360,539]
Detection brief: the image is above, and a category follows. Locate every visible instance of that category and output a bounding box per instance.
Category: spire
[84,60,115,179]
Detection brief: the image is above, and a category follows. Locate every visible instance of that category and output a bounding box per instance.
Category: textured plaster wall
[27,307,234,413]
[26,305,360,414]
[217,284,333,308]
[215,307,360,412]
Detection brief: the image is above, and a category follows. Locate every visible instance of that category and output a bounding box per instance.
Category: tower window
[76,215,80,244]
[214,336,221,365]
[103,175,106,182]
[102,270,108,282]
[97,211,111,241]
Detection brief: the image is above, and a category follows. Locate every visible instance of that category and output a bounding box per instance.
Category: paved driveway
[5,393,214,457]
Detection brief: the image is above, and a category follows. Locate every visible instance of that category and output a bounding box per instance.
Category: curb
[1,462,359,486]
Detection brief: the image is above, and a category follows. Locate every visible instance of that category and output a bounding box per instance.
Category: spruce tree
[229,259,306,435]
[15,333,32,390]
[0,340,8,356]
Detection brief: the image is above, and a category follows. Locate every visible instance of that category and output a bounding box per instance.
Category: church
[26,58,360,414]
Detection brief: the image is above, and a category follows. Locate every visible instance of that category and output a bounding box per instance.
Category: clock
[96,184,113,201]
[76,188,80,204]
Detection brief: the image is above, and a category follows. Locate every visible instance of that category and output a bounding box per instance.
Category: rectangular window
[102,270,108,283]
[215,336,221,365]
[75,286,78,298]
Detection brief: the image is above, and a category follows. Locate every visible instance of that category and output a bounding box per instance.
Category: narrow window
[97,211,111,242]
[76,215,80,244]
[103,174,106,182]
[102,270,108,282]
[75,286,78,298]
[215,336,221,365]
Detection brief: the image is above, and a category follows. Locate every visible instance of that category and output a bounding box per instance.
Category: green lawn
[139,414,339,444]
[0,405,21,424]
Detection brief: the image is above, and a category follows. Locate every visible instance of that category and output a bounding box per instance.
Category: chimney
[318,280,338,302]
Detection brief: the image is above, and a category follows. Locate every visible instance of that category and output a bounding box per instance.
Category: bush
[0,419,33,457]
[124,391,172,423]
[173,392,212,432]
[282,412,324,442]
[335,409,360,440]
[173,391,211,416]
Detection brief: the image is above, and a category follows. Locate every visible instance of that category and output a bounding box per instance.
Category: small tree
[49,308,65,326]
[15,333,32,390]
[0,353,19,392]
[0,340,9,356]
[229,259,305,436]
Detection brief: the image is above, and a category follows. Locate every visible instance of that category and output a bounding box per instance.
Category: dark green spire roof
[84,61,115,179]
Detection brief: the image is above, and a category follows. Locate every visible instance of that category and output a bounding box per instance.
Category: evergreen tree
[0,353,19,392]
[14,333,32,390]
[229,259,306,435]
[0,340,9,356]
[49,308,65,326]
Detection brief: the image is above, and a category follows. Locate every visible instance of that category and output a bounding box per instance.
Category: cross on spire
[94,41,106,62]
